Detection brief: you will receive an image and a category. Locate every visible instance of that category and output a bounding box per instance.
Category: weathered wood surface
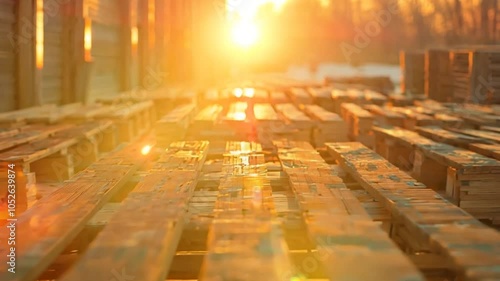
[373,126,500,222]
[275,140,424,281]
[200,142,296,281]
[327,142,500,281]
[390,107,438,130]
[59,141,209,281]
[0,141,147,281]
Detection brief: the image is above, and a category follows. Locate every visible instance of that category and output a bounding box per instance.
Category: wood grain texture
[327,142,500,280]
[59,141,209,281]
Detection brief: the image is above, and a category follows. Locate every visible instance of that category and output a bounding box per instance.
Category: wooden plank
[200,142,296,280]
[469,143,500,160]
[0,141,147,281]
[450,128,500,143]
[155,103,196,146]
[59,141,208,281]
[416,126,493,148]
[327,142,500,280]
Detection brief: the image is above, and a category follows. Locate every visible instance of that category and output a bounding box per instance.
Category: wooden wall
[0,0,170,112]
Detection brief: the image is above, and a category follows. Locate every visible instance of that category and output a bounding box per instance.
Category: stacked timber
[416,126,491,148]
[450,128,500,143]
[400,50,425,94]
[372,126,500,224]
[155,104,196,146]
[303,105,348,147]
[253,103,286,149]
[307,87,334,111]
[452,48,500,104]
[275,140,424,281]
[219,102,253,140]
[327,142,500,280]
[426,48,453,102]
[187,104,223,140]
[363,104,406,127]
[340,103,375,148]
[274,103,313,142]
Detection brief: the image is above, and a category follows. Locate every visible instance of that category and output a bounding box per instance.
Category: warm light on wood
[36,0,44,69]
[131,26,139,48]
[83,2,92,61]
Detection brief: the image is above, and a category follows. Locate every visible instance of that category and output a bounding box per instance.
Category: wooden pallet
[254,103,286,149]
[416,126,493,148]
[187,104,224,140]
[327,142,500,280]
[340,103,375,148]
[0,121,116,217]
[425,48,453,102]
[469,143,500,160]
[275,140,424,281]
[450,128,500,143]
[274,103,313,142]
[307,87,335,111]
[373,126,500,223]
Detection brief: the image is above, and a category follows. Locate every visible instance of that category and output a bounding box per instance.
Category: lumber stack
[307,87,335,111]
[324,75,394,94]
[327,142,500,280]
[155,104,196,147]
[274,103,313,142]
[275,140,424,281]
[364,104,406,127]
[340,103,375,148]
[426,48,453,102]
[220,102,253,140]
[187,104,224,140]
[303,105,348,147]
[400,50,425,94]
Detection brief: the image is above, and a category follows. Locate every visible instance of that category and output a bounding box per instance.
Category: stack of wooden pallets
[289,87,314,105]
[187,104,224,140]
[155,104,196,147]
[303,105,348,148]
[274,103,313,142]
[307,87,335,111]
[340,103,375,148]
[327,142,500,280]
[426,48,453,102]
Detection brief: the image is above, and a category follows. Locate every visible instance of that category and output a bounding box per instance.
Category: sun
[231,21,259,47]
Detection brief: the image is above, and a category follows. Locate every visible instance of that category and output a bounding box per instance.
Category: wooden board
[276,141,424,281]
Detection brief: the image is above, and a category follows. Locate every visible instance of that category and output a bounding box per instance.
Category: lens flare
[141,145,152,155]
